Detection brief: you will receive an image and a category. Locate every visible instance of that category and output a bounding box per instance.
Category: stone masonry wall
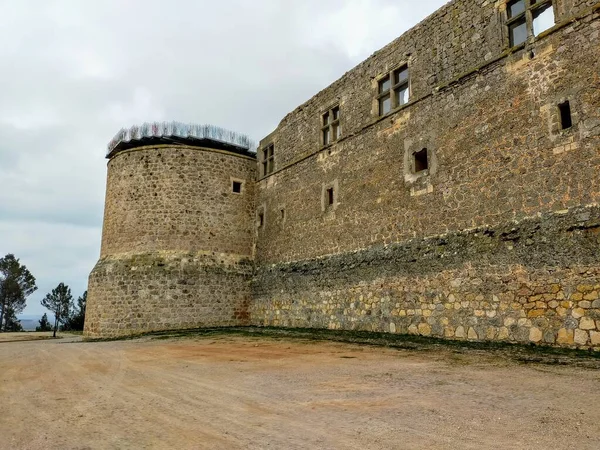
[252,1,600,349]
[85,145,256,338]
[86,252,252,339]
[256,4,600,264]
[251,206,600,348]
[101,145,256,258]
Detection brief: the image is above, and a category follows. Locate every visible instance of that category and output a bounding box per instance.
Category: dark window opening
[559,101,572,130]
[258,212,264,228]
[414,149,428,173]
[232,181,242,193]
[327,187,335,206]
[280,209,286,220]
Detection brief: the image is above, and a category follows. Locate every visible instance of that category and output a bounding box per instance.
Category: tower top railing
[107,122,256,158]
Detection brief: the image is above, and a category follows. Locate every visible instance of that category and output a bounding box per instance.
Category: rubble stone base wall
[85,252,252,339]
[251,206,600,349]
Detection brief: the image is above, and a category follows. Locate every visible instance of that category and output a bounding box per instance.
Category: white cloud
[0,0,447,317]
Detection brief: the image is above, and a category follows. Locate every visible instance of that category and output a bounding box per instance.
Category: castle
[84,0,600,349]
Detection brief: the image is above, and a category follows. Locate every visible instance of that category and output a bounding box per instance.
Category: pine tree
[0,254,37,332]
[63,291,87,331]
[41,283,73,338]
[36,313,53,332]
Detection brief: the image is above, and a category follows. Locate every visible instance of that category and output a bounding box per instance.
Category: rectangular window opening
[327,187,335,206]
[232,181,242,194]
[559,101,572,130]
[532,3,555,36]
[507,0,526,18]
[414,149,429,173]
[507,0,554,47]
[322,105,341,146]
[262,144,275,177]
[509,18,527,47]
[280,209,286,220]
[258,212,264,228]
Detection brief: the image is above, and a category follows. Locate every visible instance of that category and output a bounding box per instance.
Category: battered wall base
[84,252,252,339]
[251,206,600,349]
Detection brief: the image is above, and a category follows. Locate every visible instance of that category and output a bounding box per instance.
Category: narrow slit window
[414,149,429,173]
[258,212,264,228]
[327,188,334,206]
[280,209,286,220]
[232,181,242,193]
[558,101,572,130]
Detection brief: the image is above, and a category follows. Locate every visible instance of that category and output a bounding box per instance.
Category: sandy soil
[1,333,599,450]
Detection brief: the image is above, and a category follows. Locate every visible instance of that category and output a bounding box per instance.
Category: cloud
[0,0,447,316]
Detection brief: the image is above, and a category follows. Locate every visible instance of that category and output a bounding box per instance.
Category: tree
[41,283,73,338]
[4,305,23,332]
[0,254,37,332]
[63,291,87,331]
[36,313,53,332]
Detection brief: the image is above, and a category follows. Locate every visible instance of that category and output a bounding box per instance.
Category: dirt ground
[0,331,64,343]
[1,331,599,450]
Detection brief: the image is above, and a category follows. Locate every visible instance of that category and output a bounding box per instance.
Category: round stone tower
[84,123,256,339]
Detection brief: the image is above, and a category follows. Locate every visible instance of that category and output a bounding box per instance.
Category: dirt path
[0,334,599,449]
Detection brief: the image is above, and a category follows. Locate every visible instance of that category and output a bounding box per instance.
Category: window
[378,65,410,116]
[258,212,264,228]
[232,181,242,194]
[558,101,572,130]
[414,149,429,173]
[327,188,335,206]
[261,144,275,177]
[322,106,341,146]
[507,0,555,47]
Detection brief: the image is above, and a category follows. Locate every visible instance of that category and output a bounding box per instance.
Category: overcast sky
[0,0,447,318]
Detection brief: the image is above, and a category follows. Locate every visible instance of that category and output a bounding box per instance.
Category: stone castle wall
[251,0,600,349]
[86,0,600,348]
[84,145,256,338]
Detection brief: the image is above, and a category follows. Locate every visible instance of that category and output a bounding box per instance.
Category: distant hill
[17,314,55,331]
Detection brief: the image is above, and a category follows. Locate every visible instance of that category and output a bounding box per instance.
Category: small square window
[532,3,554,35]
[379,76,391,94]
[414,149,428,173]
[232,181,242,193]
[507,0,526,18]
